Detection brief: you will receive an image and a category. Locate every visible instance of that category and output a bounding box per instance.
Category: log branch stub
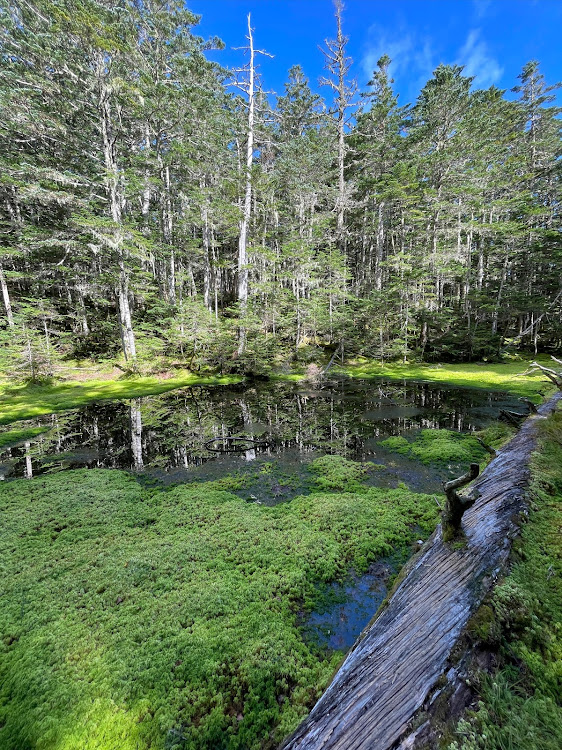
[518,397,538,414]
[475,437,496,456]
[442,463,480,542]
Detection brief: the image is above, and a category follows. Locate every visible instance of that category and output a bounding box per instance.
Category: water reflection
[0,378,523,484]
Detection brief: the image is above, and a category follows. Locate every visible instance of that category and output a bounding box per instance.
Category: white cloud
[361,25,436,101]
[456,29,503,88]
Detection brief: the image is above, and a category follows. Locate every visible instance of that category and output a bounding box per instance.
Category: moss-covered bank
[0,357,551,428]
[0,371,243,426]
[338,357,553,399]
[0,457,439,750]
[448,406,562,750]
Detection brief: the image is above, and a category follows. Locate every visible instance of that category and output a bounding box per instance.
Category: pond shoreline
[0,357,552,427]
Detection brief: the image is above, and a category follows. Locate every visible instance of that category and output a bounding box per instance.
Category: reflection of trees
[0,381,514,477]
[130,400,143,469]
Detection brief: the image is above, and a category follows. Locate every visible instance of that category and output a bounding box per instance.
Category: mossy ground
[0,456,439,750]
[379,430,488,466]
[448,406,562,750]
[338,357,554,399]
[0,425,50,449]
[0,357,550,428]
[0,371,242,426]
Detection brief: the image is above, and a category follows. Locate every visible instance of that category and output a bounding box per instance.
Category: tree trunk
[0,264,14,327]
[97,51,137,362]
[237,13,255,355]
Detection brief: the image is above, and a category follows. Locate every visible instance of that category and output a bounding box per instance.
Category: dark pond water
[0,376,523,651]
[0,377,521,490]
[304,560,395,650]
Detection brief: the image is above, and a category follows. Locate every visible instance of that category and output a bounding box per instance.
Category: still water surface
[0,377,520,488]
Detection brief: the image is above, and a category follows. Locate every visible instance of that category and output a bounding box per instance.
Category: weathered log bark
[281,392,562,750]
[441,463,479,542]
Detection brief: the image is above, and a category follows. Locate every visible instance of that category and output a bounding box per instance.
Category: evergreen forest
[1,0,561,380]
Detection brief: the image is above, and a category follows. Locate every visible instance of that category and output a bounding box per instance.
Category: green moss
[0,372,243,426]
[379,429,487,465]
[0,425,49,449]
[0,465,440,750]
[466,605,500,646]
[475,422,514,450]
[448,406,562,749]
[338,357,553,399]
[309,455,368,491]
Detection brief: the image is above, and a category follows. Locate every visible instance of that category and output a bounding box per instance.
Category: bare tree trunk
[0,264,14,327]
[237,13,255,355]
[163,165,176,305]
[202,203,212,311]
[374,201,384,291]
[130,399,143,469]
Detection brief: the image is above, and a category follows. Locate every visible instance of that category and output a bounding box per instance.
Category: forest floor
[337,356,554,400]
[0,368,243,425]
[0,356,554,426]
[0,358,558,749]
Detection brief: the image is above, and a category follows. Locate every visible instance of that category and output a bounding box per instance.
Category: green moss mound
[0,466,439,750]
[379,429,487,465]
[309,455,367,491]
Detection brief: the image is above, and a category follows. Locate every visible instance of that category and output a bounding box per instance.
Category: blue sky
[188,0,562,108]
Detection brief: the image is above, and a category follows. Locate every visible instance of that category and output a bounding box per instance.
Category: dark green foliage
[0,464,439,749]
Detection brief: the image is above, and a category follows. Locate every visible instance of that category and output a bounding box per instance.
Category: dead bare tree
[525,356,562,389]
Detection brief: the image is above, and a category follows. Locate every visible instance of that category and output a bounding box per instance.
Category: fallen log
[475,437,496,456]
[282,392,562,750]
[518,397,538,414]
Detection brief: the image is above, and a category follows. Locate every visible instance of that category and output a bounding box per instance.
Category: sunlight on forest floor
[339,356,554,399]
[0,357,553,426]
[0,371,243,425]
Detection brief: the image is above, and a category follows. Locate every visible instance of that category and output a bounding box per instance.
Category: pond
[0,376,523,651]
[0,376,522,490]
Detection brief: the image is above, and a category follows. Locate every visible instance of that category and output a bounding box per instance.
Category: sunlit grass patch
[338,357,553,399]
[0,371,243,426]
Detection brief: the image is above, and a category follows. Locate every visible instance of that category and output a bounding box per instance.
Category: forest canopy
[0,0,560,380]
